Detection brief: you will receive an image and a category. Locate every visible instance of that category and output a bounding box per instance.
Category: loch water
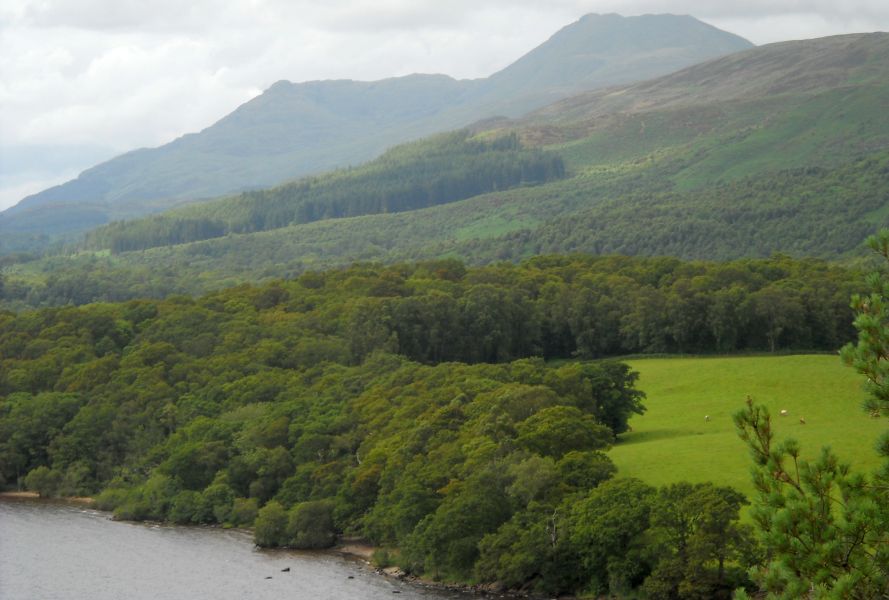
[0,497,463,600]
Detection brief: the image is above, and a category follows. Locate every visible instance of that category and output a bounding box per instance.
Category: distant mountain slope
[527,32,889,123]
[0,13,751,248]
[8,33,889,308]
[70,150,888,291]
[451,13,753,119]
[82,132,566,253]
[3,32,879,303]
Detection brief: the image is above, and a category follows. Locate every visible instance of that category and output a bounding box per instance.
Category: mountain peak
[2,13,755,248]
[481,12,752,115]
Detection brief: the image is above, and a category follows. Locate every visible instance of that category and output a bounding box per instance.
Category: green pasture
[609,355,886,496]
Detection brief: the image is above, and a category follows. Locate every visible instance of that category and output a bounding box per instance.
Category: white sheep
[779,409,788,417]
[704,415,711,422]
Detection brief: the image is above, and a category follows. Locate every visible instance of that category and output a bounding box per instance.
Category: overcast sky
[2,0,889,211]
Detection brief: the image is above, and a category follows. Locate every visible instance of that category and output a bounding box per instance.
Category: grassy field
[609,354,886,497]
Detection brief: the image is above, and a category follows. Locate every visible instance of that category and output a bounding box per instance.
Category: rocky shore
[331,538,576,600]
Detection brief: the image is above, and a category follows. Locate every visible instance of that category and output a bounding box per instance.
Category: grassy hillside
[609,355,884,496]
[5,142,886,304]
[81,132,565,252]
[5,33,889,304]
[0,14,751,247]
[49,146,887,293]
[528,33,889,124]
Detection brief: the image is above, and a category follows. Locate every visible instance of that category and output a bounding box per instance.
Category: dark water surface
[0,498,462,600]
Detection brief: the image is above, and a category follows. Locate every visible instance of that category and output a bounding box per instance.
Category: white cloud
[2,0,889,211]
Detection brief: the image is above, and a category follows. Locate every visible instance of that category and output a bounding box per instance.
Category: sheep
[799,417,806,425]
[704,415,711,422]
[871,410,881,418]
[779,409,788,417]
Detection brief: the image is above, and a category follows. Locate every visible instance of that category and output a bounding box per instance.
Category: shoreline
[0,490,95,505]
[332,539,376,561]
[330,539,560,599]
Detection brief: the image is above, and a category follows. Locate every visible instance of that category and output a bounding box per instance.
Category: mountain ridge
[0,13,752,250]
[0,32,880,306]
[525,32,888,125]
[4,33,889,307]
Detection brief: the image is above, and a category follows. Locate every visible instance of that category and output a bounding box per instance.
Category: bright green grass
[453,210,539,241]
[609,355,885,497]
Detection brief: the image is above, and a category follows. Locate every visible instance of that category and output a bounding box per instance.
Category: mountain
[79,131,567,253]
[526,32,889,123]
[469,13,753,116]
[6,32,886,307]
[0,14,752,250]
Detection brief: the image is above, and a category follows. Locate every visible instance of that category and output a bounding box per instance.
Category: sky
[2,0,889,211]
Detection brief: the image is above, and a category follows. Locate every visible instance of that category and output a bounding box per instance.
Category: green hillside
[41,145,887,299]
[609,355,883,496]
[4,33,889,306]
[81,132,565,253]
[0,14,751,247]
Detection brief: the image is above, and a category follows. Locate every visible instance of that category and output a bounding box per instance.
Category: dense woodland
[5,116,889,308]
[5,149,884,310]
[83,132,565,253]
[497,152,889,261]
[1,254,860,356]
[0,252,880,597]
[4,148,881,310]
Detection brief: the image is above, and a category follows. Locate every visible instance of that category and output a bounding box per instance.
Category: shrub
[230,497,259,526]
[24,466,62,498]
[286,500,337,549]
[169,490,203,524]
[254,500,288,547]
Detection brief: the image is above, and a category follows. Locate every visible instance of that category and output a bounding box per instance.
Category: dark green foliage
[0,253,866,597]
[402,467,513,579]
[201,479,236,523]
[161,441,230,490]
[24,466,62,498]
[112,474,178,521]
[547,361,646,434]
[641,483,754,600]
[84,132,565,253]
[0,392,84,485]
[285,500,337,549]
[169,490,204,524]
[15,150,882,305]
[6,153,885,309]
[57,461,94,497]
[0,259,655,587]
[0,255,860,496]
[566,478,656,595]
[474,503,564,590]
[229,497,259,526]
[254,500,288,547]
[511,153,889,262]
[516,406,613,458]
[556,451,617,490]
[841,230,889,472]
